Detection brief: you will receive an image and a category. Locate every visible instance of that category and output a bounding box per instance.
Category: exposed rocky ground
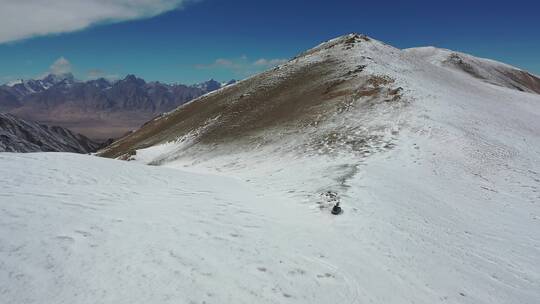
[0,113,101,153]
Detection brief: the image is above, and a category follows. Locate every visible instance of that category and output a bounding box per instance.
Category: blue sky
[1,0,538,84]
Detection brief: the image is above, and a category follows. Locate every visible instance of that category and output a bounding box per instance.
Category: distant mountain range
[0,113,101,153]
[0,74,235,140]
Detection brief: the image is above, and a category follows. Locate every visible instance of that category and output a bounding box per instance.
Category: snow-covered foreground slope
[0,153,339,304]
[1,148,539,304]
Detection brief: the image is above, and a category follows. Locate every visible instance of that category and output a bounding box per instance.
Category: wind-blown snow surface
[1,149,539,303]
[1,153,337,304]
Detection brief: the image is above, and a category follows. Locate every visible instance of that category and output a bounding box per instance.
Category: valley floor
[1,152,539,304]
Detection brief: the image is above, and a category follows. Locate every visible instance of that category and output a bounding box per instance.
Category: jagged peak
[41,72,75,83]
[6,79,23,87]
[119,74,146,85]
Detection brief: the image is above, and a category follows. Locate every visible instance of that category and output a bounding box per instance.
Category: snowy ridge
[6,79,23,87]
[404,46,540,93]
[7,73,76,97]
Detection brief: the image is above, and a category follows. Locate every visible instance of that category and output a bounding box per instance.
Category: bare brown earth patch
[501,70,540,94]
[100,36,406,160]
[100,60,346,157]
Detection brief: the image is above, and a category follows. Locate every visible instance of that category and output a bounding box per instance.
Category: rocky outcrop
[0,113,101,153]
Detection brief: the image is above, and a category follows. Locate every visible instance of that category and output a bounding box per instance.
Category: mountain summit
[100,33,540,161]
[4,73,75,98]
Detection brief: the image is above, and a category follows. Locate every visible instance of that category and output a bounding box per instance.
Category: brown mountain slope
[100,34,405,159]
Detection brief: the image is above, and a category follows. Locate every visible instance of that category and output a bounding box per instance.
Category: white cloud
[253,58,288,67]
[49,57,72,75]
[0,0,192,44]
[196,56,289,76]
[86,69,119,80]
[213,58,236,68]
[87,69,105,78]
[195,58,239,69]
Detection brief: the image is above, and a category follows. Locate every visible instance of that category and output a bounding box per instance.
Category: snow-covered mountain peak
[192,79,237,92]
[3,72,78,97]
[295,33,393,60]
[41,72,75,83]
[6,79,23,87]
[193,79,221,91]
